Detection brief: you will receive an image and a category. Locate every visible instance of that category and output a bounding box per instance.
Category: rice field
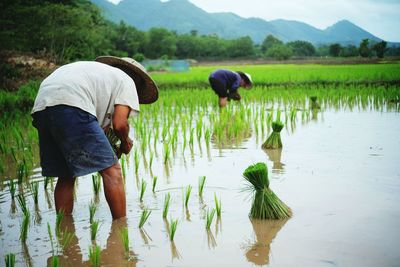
[0,63,400,267]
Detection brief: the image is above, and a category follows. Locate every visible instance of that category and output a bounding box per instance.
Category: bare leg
[218,97,228,108]
[100,163,126,219]
[55,176,76,215]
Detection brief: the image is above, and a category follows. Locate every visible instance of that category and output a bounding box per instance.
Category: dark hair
[237,71,252,86]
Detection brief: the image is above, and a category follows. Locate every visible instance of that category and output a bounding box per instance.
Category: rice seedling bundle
[243,163,291,220]
[106,128,120,155]
[261,121,284,149]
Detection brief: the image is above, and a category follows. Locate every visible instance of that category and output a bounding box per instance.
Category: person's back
[209,69,241,90]
[32,61,139,128]
[208,69,253,108]
[31,56,158,220]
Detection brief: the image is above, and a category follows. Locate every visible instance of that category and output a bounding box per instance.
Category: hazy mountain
[91,0,383,45]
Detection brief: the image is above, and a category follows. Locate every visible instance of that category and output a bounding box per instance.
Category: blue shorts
[32,105,118,178]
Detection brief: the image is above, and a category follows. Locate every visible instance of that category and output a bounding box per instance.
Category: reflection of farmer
[31,56,158,219]
[208,69,252,108]
[47,217,137,266]
[245,219,288,266]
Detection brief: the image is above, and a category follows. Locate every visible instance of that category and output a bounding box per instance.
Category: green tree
[287,40,316,57]
[261,35,283,54]
[144,28,177,59]
[265,44,293,60]
[341,45,358,57]
[198,35,228,59]
[372,41,387,58]
[329,43,342,57]
[316,45,330,57]
[176,34,201,58]
[112,21,146,57]
[359,39,371,58]
[227,36,255,58]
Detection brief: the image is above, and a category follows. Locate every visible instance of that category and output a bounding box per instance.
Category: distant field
[151,63,400,88]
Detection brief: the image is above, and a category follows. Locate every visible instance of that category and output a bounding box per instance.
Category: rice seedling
[55,210,65,237]
[198,176,206,198]
[261,121,284,149]
[243,162,291,219]
[149,150,154,170]
[310,96,321,109]
[44,176,52,190]
[119,227,129,256]
[20,211,30,242]
[16,163,27,184]
[168,218,178,241]
[134,149,140,174]
[89,201,97,224]
[92,174,101,196]
[51,256,59,267]
[214,193,222,217]
[152,176,158,193]
[31,181,39,205]
[121,156,126,180]
[139,179,146,202]
[47,223,60,267]
[139,208,152,228]
[162,193,171,219]
[8,179,16,199]
[4,253,16,267]
[90,220,100,241]
[89,244,101,267]
[163,141,171,164]
[59,231,74,251]
[184,185,192,208]
[189,128,195,149]
[17,194,28,215]
[205,208,216,230]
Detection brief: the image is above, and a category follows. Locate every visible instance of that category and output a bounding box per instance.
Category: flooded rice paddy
[1,87,400,267]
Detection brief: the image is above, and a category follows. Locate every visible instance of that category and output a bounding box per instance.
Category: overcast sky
[107,0,400,42]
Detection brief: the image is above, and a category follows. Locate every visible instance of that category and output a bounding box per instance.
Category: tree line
[1,0,399,64]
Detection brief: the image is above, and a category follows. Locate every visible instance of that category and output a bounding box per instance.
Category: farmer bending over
[209,69,253,108]
[31,56,158,219]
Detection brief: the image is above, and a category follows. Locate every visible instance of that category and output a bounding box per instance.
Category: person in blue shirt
[209,69,253,108]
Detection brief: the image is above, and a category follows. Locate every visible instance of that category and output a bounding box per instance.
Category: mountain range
[91,0,383,45]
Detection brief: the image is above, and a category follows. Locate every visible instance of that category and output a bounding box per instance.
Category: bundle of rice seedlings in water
[261,121,284,149]
[106,128,120,155]
[243,163,291,220]
[310,96,320,109]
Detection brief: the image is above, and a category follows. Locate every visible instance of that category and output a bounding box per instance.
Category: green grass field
[151,63,400,88]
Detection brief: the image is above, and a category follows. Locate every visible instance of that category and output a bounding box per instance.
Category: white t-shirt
[32,61,140,128]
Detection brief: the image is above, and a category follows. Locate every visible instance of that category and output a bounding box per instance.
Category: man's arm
[112,105,133,156]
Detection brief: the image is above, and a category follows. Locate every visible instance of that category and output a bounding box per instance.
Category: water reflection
[263,148,285,174]
[245,219,288,266]
[47,217,137,266]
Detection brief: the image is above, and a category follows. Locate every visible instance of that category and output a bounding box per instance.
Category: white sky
[107,0,400,42]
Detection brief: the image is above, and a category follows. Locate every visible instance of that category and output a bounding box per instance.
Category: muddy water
[1,107,399,267]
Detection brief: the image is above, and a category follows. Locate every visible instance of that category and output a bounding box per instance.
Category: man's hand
[113,105,133,157]
[120,137,133,155]
[228,92,241,101]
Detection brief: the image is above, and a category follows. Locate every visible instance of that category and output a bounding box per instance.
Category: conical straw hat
[95,56,159,104]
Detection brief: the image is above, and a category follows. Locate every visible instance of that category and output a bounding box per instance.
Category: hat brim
[95,56,158,104]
